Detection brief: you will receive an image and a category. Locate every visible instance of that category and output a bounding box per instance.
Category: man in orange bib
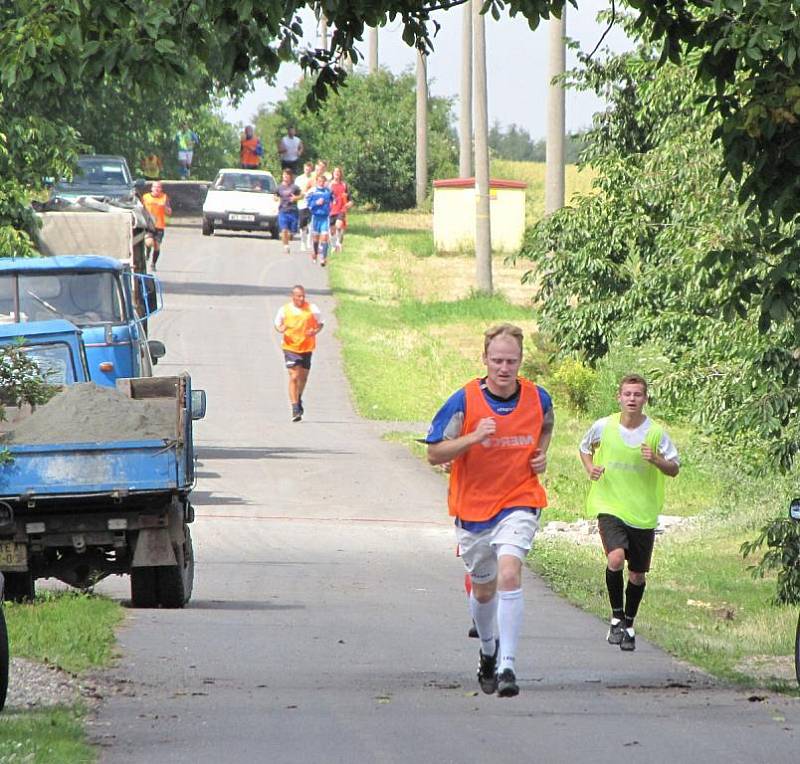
[141,181,172,270]
[274,285,324,422]
[426,324,553,698]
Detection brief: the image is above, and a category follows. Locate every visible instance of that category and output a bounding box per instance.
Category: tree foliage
[256,71,457,208]
[489,121,585,162]
[519,22,800,470]
[2,0,800,250]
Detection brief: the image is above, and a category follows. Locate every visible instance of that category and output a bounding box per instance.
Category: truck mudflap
[132,528,177,567]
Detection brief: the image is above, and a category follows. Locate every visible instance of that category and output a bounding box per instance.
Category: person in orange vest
[273,284,324,422]
[141,181,172,271]
[426,323,553,698]
[240,125,264,169]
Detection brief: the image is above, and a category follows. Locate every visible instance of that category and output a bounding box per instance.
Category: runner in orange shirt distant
[426,324,554,698]
[141,181,172,271]
[274,285,324,422]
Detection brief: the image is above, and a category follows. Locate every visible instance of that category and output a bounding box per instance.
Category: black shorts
[281,159,299,173]
[284,351,312,370]
[597,514,655,573]
[147,228,164,244]
[299,208,310,228]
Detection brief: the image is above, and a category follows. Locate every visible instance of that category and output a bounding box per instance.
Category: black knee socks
[624,580,646,627]
[605,567,624,619]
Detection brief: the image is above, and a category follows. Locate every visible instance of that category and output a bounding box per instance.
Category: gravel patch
[539,514,695,545]
[4,657,106,711]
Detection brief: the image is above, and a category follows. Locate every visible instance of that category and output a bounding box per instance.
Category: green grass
[6,591,122,674]
[1,591,123,760]
[332,209,800,690]
[0,707,94,763]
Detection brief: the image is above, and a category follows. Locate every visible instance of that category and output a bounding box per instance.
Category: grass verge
[331,209,800,691]
[1,591,123,761]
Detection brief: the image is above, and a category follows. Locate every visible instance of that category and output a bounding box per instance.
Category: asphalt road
[91,221,800,763]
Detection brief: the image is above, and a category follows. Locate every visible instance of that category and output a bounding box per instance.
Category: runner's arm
[427,418,495,465]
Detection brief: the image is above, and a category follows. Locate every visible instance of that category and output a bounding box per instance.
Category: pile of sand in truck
[1,383,177,444]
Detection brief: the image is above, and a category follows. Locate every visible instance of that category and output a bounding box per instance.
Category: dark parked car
[52,154,136,203]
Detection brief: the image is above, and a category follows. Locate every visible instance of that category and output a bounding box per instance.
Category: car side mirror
[148,339,166,364]
[134,178,147,190]
[790,498,800,521]
[190,389,207,420]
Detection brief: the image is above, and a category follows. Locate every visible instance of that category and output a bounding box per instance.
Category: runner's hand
[588,465,605,481]
[472,417,496,444]
[641,444,657,464]
[530,448,547,475]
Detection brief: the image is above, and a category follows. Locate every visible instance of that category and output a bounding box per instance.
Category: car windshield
[0,272,125,324]
[213,173,276,193]
[58,158,131,188]
[21,342,79,385]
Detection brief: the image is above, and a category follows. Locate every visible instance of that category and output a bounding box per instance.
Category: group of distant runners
[276,160,353,265]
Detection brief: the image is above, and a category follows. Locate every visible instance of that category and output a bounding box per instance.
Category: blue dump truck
[0,255,164,386]
[0,319,91,384]
[0,374,206,608]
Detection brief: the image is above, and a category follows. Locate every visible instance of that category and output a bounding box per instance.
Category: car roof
[0,319,82,341]
[215,168,275,177]
[0,255,125,273]
[78,155,129,163]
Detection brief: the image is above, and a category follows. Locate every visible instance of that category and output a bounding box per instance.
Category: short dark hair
[618,374,648,394]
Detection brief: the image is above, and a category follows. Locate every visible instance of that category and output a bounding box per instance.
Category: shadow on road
[196,446,353,460]
[160,281,334,298]
[190,491,248,505]
[186,600,306,612]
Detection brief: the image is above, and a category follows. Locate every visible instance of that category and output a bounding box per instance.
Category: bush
[552,357,596,412]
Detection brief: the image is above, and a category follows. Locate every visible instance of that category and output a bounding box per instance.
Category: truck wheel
[157,525,194,608]
[3,572,34,603]
[202,219,214,236]
[0,606,8,712]
[130,567,159,608]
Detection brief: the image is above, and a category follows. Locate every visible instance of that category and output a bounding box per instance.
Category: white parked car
[202,169,279,238]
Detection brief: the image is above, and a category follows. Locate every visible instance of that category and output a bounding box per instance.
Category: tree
[255,72,457,209]
[518,23,800,471]
[3,0,800,251]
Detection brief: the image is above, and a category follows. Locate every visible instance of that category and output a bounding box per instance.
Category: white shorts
[178,150,194,164]
[456,509,541,584]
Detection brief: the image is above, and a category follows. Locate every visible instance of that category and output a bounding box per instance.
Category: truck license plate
[229,213,255,222]
[0,541,27,569]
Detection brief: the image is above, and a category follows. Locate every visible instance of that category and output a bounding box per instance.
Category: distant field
[490,159,597,226]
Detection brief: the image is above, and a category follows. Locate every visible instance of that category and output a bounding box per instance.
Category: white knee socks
[497,588,523,674]
[469,592,497,657]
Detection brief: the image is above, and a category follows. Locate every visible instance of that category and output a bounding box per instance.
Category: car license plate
[229,213,255,222]
[0,540,27,569]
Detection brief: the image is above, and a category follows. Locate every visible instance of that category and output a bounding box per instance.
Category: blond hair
[483,323,524,354]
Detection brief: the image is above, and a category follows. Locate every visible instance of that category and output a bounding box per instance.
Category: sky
[222,1,632,139]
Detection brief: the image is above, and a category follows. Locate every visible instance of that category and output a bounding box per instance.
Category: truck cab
[0,256,164,386]
[0,319,90,384]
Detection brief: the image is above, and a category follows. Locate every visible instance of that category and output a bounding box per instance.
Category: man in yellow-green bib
[579,374,679,652]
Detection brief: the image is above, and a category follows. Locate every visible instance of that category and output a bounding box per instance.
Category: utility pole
[320,14,328,50]
[369,27,379,73]
[473,2,492,293]
[416,50,428,208]
[545,9,566,215]
[459,2,473,178]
